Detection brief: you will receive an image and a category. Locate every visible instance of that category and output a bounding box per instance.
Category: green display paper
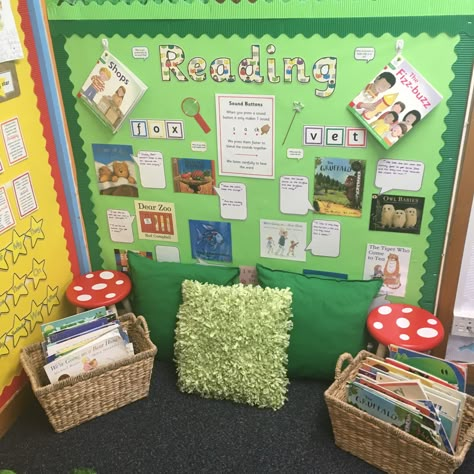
[47,7,474,311]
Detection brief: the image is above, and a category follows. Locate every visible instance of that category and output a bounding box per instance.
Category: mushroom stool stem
[66,270,132,315]
[367,303,445,356]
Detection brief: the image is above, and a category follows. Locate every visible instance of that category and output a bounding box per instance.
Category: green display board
[46,0,474,311]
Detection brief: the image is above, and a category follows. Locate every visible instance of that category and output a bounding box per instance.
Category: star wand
[282,101,304,145]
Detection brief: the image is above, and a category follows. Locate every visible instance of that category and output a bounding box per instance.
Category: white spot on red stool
[85,274,94,279]
[396,317,410,328]
[399,334,410,341]
[100,271,114,280]
[373,322,383,329]
[92,283,107,290]
[77,294,92,301]
[417,327,438,338]
[73,286,83,291]
[116,280,124,285]
[378,306,392,315]
[105,293,117,299]
[427,319,438,325]
[401,307,413,313]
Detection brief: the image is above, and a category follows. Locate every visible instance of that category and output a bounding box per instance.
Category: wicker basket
[20,313,157,433]
[324,350,474,474]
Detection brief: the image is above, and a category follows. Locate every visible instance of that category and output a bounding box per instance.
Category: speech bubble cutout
[133,151,166,189]
[305,220,341,257]
[191,141,207,152]
[354,47,375,62]
[214,182,247,220]
[280,176,314,215]
[107,209,135,243]
[375,159,425,194]
[155,245,181,263]
[132,47,149,59]
[286,148,304,160]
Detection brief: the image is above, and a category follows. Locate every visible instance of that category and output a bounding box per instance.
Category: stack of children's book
[40,307,134,384]
[347,345,468,455]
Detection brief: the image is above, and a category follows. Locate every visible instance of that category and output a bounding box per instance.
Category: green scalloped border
[49,17,474,311]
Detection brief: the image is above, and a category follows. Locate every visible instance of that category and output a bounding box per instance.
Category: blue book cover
[47,317,110,344]
[347,381,443,450]
[189,220,233,263]
[41,306,108,339]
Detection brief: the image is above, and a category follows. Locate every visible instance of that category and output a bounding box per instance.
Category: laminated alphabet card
[348,56,442,149]
[77,49,147,133]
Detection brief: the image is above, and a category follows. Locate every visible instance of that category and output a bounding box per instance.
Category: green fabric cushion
[175,280,293,410]
[256,264,383,380]
[127,251,240,361]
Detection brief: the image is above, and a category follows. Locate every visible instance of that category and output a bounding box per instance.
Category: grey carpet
[0,361,473,474]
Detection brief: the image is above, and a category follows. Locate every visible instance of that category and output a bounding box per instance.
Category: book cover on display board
[77,49,147,133]
[348,56,442,149]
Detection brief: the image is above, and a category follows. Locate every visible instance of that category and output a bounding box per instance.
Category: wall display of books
[46,1,473,315]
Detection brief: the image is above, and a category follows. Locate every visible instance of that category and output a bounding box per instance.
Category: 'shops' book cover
[348,56,442,149]
[77,50,147,133]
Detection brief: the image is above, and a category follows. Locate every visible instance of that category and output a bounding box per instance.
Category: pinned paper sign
[354,47,375,62]
[132,47,149,60]
[215,182,247,220]
[375,159,424,194]
[286,148,304,160]
[280,176,314,215]
[133,151,166,189]
[305,220,341,257]
[107,209,135,243]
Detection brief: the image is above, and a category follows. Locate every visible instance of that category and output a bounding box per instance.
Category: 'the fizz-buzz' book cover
[77,50,147,133]
[348,56,442,149]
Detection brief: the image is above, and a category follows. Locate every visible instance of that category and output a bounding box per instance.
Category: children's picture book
[348,55,442,149]
[369,194,425,234]
[40,306,108,339]
[189,219,233,262]
[313,158,365,218]
[172,158,216,195]
[43,329,134,384]
[46,316,111,345]
[260,219,307,262]
[114,248,153,273]
[446,335,474,364]
[388,344,467,392]
[363,243,412,297]
[347,380,443,450]
[92,143,138,197]
[77,49,147,133]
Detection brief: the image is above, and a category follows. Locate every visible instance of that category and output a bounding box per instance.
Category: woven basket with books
[21,313,157,433]
[324,350,474,474]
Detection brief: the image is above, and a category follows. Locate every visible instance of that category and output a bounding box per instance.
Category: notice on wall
[134,200,178,241]
[13,172,38,218]
[1,117,27,165]
[216,94,275,179]
[0,186,15,233]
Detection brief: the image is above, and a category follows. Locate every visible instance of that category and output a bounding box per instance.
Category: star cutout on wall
[292,101,304,113]
[9,314,28,348]
[0,292,9,315]
[43,285,60,315]
[6,230,27,263]
[28,258,47,289]
[8,273,28,305]
[27,216,45,248]
[0,248,9,270]
[0,334,9,356]
[26,300,44,332]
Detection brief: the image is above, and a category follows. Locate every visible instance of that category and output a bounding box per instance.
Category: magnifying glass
[181,97,211,134]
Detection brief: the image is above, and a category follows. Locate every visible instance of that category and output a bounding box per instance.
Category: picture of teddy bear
[98,165,114,183]
[111,161,136,184]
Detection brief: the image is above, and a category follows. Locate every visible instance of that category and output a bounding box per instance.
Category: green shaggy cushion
[175,280,293,410]
[257,264,383,381]
[127,251,240,361]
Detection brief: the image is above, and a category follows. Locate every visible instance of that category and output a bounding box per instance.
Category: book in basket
[348,55,442,149]
[43,329,134,384]
[77,50,147,133]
